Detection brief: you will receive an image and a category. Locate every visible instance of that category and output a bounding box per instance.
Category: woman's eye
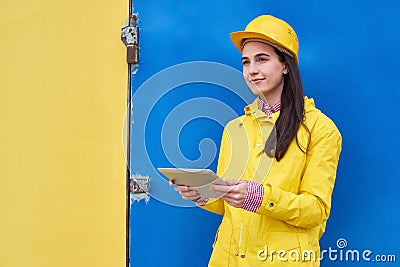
[242,60,250,66]
[258,57,268,62]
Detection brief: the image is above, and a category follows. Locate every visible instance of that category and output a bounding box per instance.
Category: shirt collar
[257,97,281,116]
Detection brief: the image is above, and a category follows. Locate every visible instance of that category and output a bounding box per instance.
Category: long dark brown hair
[265,48,310,161]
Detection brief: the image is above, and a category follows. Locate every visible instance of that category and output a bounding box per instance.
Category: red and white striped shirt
[258,97,281,116]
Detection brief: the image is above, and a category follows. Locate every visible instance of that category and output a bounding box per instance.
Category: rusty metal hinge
[121,14,139,64]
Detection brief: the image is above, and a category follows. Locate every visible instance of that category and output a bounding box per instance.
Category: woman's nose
[248,62,259,75]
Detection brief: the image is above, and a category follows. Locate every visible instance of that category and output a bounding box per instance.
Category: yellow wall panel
[0,0,127,266]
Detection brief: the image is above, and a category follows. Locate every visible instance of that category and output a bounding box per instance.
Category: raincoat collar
[244,96,316,120]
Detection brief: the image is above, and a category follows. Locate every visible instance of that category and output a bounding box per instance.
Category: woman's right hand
[169,180,202,201]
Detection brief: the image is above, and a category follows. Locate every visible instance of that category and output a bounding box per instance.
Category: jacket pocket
[263,231,300,251]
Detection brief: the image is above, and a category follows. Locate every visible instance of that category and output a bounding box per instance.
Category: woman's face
[241,41,288,104]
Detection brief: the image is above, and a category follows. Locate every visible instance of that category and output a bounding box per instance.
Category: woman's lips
[250,78,265,84]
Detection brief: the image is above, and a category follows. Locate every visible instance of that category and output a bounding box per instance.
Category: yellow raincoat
[201,97,342,266]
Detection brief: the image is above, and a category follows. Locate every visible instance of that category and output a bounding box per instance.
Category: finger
[213,186,243,198]
[174,185,189,192]
[218,187,247,201]
[219,182,247,194]
[213,187,240,198]
[211,184,234,194]
[217,190,236,199]
[220,195,243,208]
[181,189,198,196]
[169,180,175,186]
[181,190,201,200]
[221,190,247,205]
[224,179,240,186]
[182,195,201,201]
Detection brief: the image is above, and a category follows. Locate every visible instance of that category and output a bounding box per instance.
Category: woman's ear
[282,62,289,75]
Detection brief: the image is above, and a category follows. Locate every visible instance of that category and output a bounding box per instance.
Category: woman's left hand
[211,179,248,208]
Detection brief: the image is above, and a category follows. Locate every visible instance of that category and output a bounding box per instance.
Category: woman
[171,15,342,266]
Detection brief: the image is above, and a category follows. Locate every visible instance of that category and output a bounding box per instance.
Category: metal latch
[130,174,150,194]
[121,14,139,64]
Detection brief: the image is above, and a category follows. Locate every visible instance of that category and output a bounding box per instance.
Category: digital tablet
[157,168,226,199]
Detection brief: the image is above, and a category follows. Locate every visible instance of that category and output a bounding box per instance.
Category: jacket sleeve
[197,128,230,215]
[255,127,342,228]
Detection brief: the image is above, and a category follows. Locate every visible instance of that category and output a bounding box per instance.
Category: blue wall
[130,0,400,266]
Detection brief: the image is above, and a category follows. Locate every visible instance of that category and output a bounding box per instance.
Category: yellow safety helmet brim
[230,31,298,63]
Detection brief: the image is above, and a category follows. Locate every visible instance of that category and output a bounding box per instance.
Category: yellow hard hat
[230,15,299,63]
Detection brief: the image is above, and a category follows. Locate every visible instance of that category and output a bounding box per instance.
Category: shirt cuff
[241,180,264,212]
[194,197,209,206]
